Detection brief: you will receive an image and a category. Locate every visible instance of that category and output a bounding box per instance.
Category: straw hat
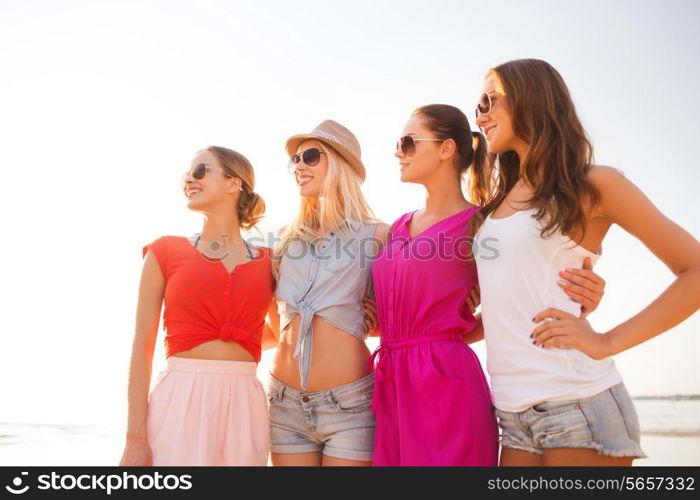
[285,119,366,182]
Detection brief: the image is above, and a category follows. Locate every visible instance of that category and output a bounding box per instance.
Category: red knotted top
[142,236,274,361]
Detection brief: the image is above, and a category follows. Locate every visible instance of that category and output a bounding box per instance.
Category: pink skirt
[147,356,270,466]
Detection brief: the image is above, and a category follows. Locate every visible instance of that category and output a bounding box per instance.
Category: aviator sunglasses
[395,135,444,157]
[184,162,233,180]
[288,148,327,174]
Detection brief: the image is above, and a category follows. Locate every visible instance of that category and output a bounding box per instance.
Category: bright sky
[1,0,698,426]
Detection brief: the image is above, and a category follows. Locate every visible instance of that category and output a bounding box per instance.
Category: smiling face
[183,149,240,211]
[292,139,329,199]
[395,114,445,184]
[475,72,529,156]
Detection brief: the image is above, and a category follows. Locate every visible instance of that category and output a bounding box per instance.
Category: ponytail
[202,145,266,233]
[468,131,488,205]
[466,131,490,237]
[237,189,266,232]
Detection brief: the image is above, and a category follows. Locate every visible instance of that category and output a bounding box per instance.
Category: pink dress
[370,207,498,466]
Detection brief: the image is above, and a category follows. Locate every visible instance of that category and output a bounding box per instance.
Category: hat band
[311,129,343,146]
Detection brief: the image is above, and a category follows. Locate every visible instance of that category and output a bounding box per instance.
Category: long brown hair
[477,59,600,240]
[204,146,266,232]
[412,104,488,235]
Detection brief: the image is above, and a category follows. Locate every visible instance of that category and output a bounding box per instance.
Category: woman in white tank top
[473,59,700,466]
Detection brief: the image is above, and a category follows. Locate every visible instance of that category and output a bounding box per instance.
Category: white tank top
[473,208,621,412]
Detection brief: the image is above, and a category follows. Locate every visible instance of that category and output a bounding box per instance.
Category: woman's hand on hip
[531,308,612,360]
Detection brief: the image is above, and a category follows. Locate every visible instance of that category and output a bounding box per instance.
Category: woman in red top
[119,146,278,466]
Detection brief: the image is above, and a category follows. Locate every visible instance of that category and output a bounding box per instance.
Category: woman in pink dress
[370,104,604,465]
[370,104,497,466]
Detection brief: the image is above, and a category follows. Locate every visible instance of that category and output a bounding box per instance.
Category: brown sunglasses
[395,135,444,156]
[475,92,506,119]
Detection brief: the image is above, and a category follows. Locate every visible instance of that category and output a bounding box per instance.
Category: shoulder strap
[244,240,254,259]
[194,233,255,259]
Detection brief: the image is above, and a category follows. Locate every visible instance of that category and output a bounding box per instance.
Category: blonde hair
[203,146,266,232]
[273,142,377,279]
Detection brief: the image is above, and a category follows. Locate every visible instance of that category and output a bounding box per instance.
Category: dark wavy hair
[477,59,600,241]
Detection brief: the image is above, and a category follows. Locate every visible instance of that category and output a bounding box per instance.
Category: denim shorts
[495,382,647,458]
[266,372,375,462]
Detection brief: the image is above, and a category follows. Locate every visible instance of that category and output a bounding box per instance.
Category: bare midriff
[271,315,371,392]
[172,339,256,362]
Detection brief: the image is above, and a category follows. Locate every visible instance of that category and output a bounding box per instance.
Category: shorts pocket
[266,385,282,405]
[265,378,283,405]
[267,395,294,429]
[329,390,372,413]
[531,400,582,417]
[609,383,641,442]
[494,408,516,422]
[531,403,594,448]
[494,409,520,437]
[495,409,538,453]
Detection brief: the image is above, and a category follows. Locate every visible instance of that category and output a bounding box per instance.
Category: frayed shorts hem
[496,382,647,460]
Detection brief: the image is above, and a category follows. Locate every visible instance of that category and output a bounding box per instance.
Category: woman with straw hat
[266,119,389,466]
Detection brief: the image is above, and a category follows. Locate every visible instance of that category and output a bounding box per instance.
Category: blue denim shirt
[275,219,378,390]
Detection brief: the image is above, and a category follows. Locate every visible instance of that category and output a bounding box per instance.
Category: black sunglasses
[395,135,444,157]
[184,163,233,180]
[288,148,326,174]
